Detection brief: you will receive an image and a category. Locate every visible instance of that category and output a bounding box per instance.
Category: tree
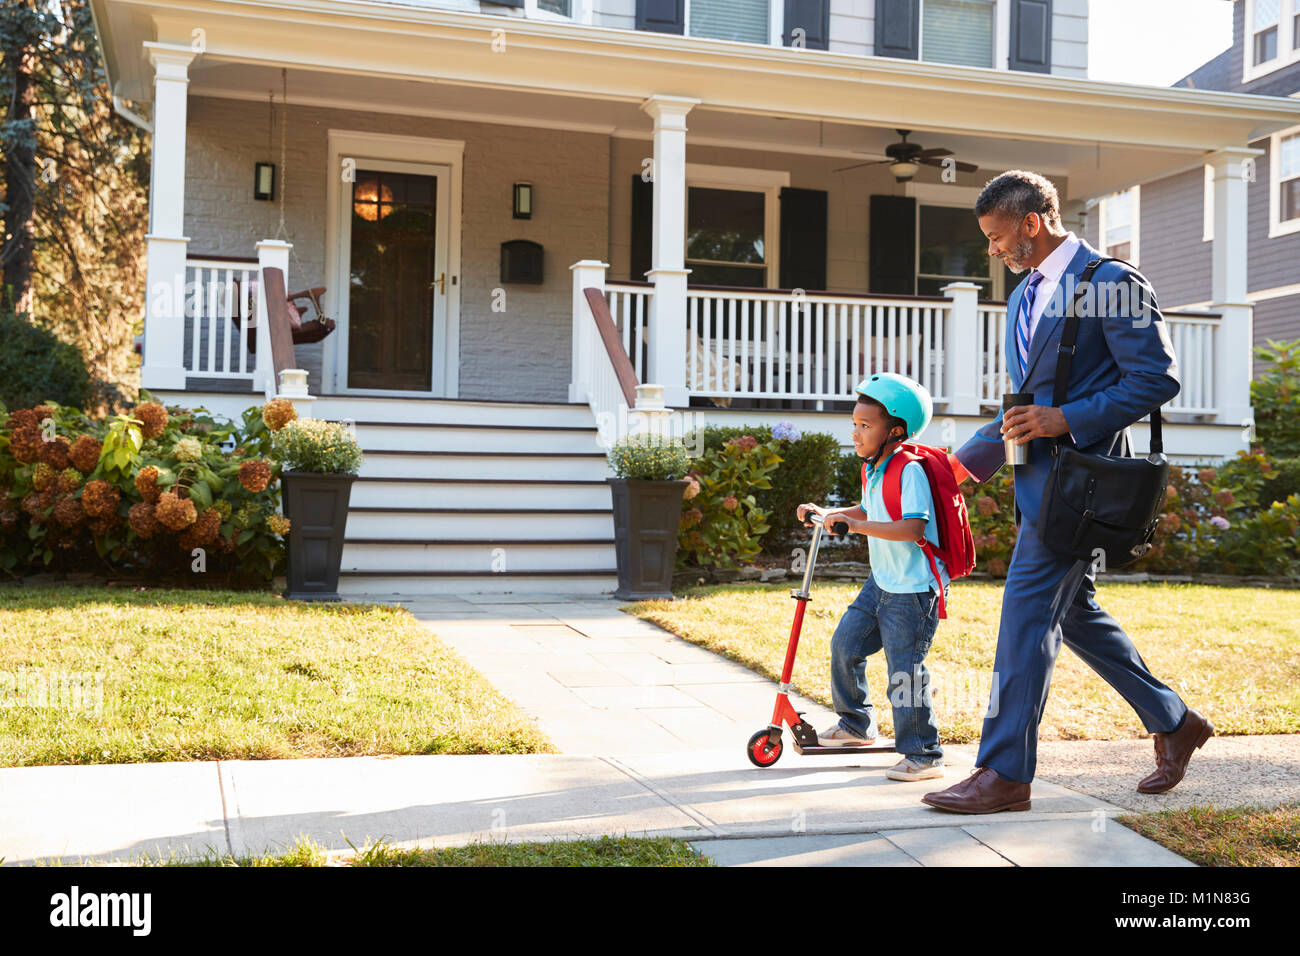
[1,0,148,409]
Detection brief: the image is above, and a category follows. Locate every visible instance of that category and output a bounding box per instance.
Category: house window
[921,0,996,68]
[1278,130,1300,227]
[689,0,769,44]
[537,0,569,13]
[1254,0,1280,64]
[916,204,996,297]
[1098,186,1140,266]
[685,187,768,286]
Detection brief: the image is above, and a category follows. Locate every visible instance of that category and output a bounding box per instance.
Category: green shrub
[0,310,93,411]
[1252,339,1300,458]
[833,451,863,508]
[606,433,689,481]
[693,423,839,551]
[1263,457,1300,506]
[677,435,781,569]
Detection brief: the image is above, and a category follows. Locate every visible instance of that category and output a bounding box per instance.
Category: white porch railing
[604,280,652,384]
[977,303,1011,406]
[183,257,258,383]
[685,289,950,407]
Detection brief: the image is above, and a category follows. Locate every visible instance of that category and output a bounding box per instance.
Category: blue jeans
[828,575,944,764]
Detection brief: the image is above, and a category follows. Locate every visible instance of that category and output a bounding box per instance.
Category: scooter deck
[790,741,898,756]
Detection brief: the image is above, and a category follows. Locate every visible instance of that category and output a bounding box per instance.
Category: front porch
[109,4,1300,461]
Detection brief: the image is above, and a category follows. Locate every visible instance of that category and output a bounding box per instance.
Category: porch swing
[245,72,336,355]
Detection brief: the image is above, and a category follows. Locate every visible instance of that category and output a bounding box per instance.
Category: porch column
[140,43,197,391]
[640,95,699,408]
[256,240,292,398]
[569,259,609,404]
[1208,147,1262,432]
[941,281,982,418]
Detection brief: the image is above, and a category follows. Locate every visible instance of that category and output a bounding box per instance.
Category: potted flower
[606,433,690,600]
[271,415,363,600]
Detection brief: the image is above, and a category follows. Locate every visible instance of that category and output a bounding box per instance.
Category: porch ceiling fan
[833,129,978,181]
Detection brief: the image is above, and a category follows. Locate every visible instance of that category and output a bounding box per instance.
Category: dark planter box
[281,470,356,601]
[607,477,688,600]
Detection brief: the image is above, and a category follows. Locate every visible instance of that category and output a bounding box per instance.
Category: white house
[90,0,1300,593]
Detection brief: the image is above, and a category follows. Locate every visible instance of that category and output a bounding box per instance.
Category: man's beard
[1000,235,1036,274]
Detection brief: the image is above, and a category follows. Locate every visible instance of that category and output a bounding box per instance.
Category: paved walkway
[2,591,1255,867]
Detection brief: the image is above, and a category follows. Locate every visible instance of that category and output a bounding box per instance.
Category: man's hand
[1001,404,1069,445]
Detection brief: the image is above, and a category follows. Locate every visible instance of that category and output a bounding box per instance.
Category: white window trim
[526,0,593,24]
[1268,123,1300,239]
[1203,164,1214,243]
[1243,0,1300,84]
[918,0,1009,71]
[1097,185,1140,268]
[684,163,790,288]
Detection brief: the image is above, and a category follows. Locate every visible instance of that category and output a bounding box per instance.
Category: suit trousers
[974,518,1188,783]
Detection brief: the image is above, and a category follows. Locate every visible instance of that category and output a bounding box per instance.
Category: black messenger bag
[1035,258,1170,569]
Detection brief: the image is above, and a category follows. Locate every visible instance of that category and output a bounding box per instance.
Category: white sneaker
[886,758,945,781]
[817,723,877,747]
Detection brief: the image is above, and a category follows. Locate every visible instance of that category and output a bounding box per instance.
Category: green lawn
[0,586,552,765]
[625,580,1300,743]
[1118,803,1300,866]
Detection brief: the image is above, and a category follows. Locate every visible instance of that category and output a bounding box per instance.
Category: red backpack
[862,442,976,620]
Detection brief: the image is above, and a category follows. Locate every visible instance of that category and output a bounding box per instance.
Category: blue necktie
[1016,270,1044,374]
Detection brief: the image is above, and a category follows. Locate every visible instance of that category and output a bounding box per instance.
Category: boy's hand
[796,503,827,526]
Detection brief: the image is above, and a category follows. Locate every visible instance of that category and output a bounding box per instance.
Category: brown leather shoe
[921,766,1031,814]
[1138,708,1213,794]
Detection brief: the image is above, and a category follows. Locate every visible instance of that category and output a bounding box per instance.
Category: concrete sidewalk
[0,592,1209,867]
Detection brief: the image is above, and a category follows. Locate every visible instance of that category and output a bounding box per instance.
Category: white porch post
[641,95,698,409]
[1208,147,1262,432]
[140,43,197,391]
[941,281,982,417]
[255,240,292,399]
[569,259,609,403]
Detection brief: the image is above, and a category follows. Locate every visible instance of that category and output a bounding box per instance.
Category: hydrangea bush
[0,393,301,584]
[677,434,782,569]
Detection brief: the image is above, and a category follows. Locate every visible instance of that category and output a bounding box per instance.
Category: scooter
[746,511,896,767]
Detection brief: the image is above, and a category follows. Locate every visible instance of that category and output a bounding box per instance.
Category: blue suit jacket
[954,238,1180,527]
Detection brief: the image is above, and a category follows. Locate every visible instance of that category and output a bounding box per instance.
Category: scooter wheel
[747,729,783,768]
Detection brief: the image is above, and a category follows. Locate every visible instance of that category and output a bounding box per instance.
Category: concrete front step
[311,396,596,428]
[337,571,618,596]
[341,539,616,573]
[350,421,605,453]
[358,450,612,481]
[347,509,615,539]
[348,477,614,510]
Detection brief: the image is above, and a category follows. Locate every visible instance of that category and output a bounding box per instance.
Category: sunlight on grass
[1118,803,1300,867]
[626,581,1300,743]
[0,586,553,765]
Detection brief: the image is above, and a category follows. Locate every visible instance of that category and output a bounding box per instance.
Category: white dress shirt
[1022,231,1081,344]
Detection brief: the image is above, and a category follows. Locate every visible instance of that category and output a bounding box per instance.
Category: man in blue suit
[922,170,1213,814]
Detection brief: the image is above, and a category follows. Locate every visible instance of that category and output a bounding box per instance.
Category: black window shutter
[869,195,916,295]
[1009,0,1052,73]
[778,187,827,292]
[874,0,919,59]
[783,0,830,51]
[630,174,654,281]
[636,0,685,34]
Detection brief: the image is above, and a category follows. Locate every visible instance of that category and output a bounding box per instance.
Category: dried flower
[726,435,759,453]
[155,490,198,531]
[267,514,291,536]
[213,499,233,521]
[53,496,86,528]
[37,435,71,471]
[135,403,169,439]
[58,467,83,494]
[8,426,42,463]
[976,495,998,516]
[1165,484,1178,501]
[0,506,18,531]
[82,480,121,519]
[679,507,703,529]
[263,398,299,432]
[135,465,162,503]
[172,437,203,462]
[6,408,39,431]
[1197,468,1217,484]
[683,475,701,500]
[1158,512,1181,533]
[89,513,124,539]
[128,501,161,539]
[722,495,739,511]
[68,435,102,473]
[238,459,272,493]
[1215,489,1235,508]
[986,558,1008,576]
[179,508,221,550]
[31,405,55,424]
[31,462,55,492]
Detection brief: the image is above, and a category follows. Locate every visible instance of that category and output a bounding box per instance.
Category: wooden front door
[346,169,439,391]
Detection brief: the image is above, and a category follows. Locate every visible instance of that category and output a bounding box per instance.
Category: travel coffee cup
[1003,392,1033,465]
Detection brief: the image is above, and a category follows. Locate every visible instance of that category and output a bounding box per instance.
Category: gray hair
[975,170,1061,227]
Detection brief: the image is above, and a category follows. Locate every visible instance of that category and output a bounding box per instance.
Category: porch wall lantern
[513,182,533,219]
[254,162,276,201]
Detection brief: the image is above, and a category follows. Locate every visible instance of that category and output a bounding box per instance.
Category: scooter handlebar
[808,513,849,536]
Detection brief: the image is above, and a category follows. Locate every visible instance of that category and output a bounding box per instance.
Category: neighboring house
[90,0,1300,593]
[1085,0,1300,378]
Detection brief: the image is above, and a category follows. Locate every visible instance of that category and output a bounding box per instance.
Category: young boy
[796,373,948,782]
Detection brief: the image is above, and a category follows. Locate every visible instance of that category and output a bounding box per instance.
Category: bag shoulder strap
[1052,257,1163,455]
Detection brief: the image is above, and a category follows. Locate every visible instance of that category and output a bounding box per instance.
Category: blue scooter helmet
[854,373,933,440]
